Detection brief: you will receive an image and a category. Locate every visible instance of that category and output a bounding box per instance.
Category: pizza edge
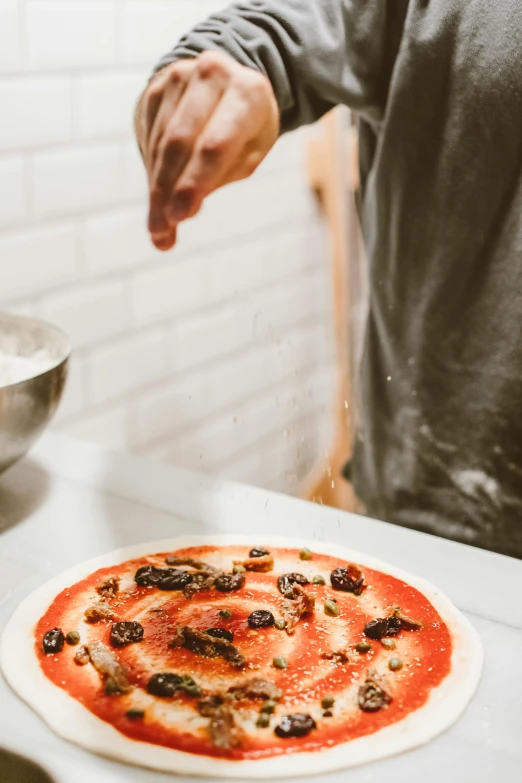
[0,535,483,779]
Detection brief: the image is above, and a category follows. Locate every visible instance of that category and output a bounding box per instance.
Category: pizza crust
[0,535,483,778]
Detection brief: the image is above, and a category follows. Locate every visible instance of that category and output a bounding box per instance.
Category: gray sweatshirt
[155,0,522,559]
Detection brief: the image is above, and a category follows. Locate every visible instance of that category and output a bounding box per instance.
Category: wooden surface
[301,111,359,512]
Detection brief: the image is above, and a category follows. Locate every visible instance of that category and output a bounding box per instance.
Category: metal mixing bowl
[0,312,70,474]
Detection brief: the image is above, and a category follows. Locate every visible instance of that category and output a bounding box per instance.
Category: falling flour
[0,348,56,387]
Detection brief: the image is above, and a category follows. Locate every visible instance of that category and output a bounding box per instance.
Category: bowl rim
[0,311,72,389]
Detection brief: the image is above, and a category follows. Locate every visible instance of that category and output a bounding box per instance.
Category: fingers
[166,72,276,222]
[138,51,280,252]
[148,55,229,239]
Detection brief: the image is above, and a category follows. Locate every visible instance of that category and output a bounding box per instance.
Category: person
[135,1,522,560]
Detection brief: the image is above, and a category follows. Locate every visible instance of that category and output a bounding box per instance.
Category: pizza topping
[65,630,80,646]
[256,713,271,728]
[247,610,275,629]
[86,640,131,694]
[198,694,225,716]
[355,641,372,654]
[233,554,274,572]
[330,564,366,595]
[228,678,282,702]
[260,700,277,714]
[42,628,65,655]
[392,607,424,631]
[299,548,313,561]
[170,625,246,669]
[147,672,202,698]
[277,572,309,595]
[110,621,144,647]
[323,710,333,718]
[364,616,402,640]
[214,572,246,592]
[324,599,340,617]
[312,574,326,585]
[381,638,396,650]
[249,546,270,558]
[126,708,145,720]
[275,713,317,738]
[219,609,233,620]
[134,565,167,586]
[84,601,116,623]
[134,565,194,591]
[74,645,90,666]
[321,648,351,663]
[358,670,392,712]
[388,656,403,671]
[274,618,286,630]
[95,576,120,597]
[165,556,215,570]
[197,695,244,749]
[206,702,244,750]
[272,655,288,669]
[281,584,315,635]
[205,627,234,643]
[321,696,335,709]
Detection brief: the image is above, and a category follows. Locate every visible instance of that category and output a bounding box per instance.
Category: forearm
[151,0,369,133]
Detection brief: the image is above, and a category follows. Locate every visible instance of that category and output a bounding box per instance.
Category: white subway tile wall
[0,0,336,495]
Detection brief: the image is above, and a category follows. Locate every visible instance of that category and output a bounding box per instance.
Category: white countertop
[0,432,521,783]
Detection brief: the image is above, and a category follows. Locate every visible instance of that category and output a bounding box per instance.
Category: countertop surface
[0,432,521,783]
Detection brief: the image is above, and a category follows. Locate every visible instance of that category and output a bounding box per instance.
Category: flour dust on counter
[0,535,482,778]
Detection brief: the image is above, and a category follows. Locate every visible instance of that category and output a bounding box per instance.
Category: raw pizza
[0,536,482,778]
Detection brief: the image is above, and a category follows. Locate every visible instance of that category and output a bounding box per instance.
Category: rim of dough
[0,534,483,779]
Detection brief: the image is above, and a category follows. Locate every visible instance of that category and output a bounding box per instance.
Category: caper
[321,696,334,709]
[272,655,288,669]
[323,710,333,718]
[388,657,403,671]
[219,609,232,619]
[256,713,271,728]
[355,641,372,653]
[260,700,277,714]
[105,678,119,695]
[381,638,396,650]
[232,565,245,574]
[312,575,326,585]
[65,630,80,646]
[324,599,340,617]
[274,618,286,630]
[126,708,145,720]
[299,548,313,561]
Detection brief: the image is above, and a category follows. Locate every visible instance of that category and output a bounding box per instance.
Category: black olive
[275,713,317,738]
[249,546,270,558]
[330,565,365,594]
[110,621,144,647]
[42,628,65,655]
[358,680,392,712]
[135,565,193,590]
[134,565,165,586]
[277,573,309,595]
[205,627,234,642]
[158,569,193,591]
[214,572,245,592]
[248,610,275,629]
[364,616,402,640]
[147,672,201,698]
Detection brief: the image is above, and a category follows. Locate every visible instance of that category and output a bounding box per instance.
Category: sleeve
[152,0,409,133]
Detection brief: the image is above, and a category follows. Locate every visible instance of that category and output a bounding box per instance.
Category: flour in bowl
[0,348,56,387]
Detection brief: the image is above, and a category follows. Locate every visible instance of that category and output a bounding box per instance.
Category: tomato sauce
[35,545,452,760]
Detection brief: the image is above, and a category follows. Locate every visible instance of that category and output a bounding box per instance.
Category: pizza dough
[0,535,482,778]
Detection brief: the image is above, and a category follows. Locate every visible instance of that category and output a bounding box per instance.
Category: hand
[136,51,280,251]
